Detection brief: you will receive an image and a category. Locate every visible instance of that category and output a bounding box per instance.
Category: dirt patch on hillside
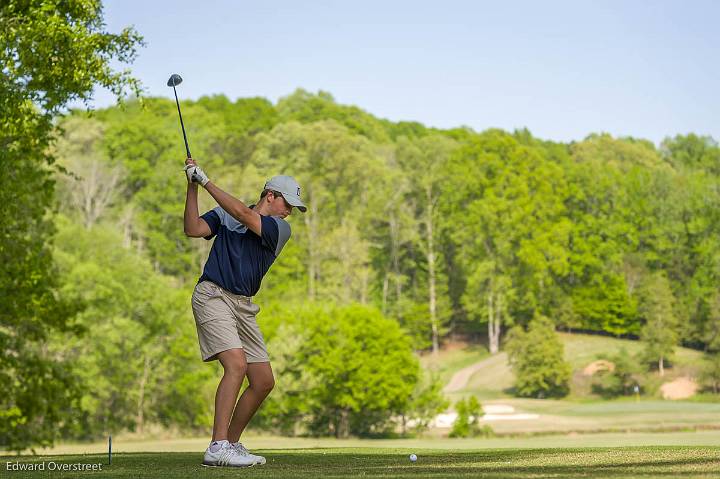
[582,360,615,376]
[660,377,698,400]
[418,340,471,358]
[441,340,472,352]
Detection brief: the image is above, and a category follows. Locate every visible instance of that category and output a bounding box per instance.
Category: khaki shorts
[191,280,270,363]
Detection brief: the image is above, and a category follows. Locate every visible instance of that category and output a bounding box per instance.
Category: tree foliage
[51,216,214,437]
[591,348,642,398]
[505,315,571,398]
[0,0,142,451]
[19,83,720,449]
[257,304,425,437]
[637,273,678,375]
[449,396,491,438]
[700,353,720,395]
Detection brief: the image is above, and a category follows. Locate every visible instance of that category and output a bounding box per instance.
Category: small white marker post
[108,435,112,465]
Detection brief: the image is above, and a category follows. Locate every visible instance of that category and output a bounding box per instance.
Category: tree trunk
[426,188,439,356]
[136,353,151,435]
[360,268,368,304]
[659,355,664,376]
[339,219,352,304]
[389,213,402,304]
[120,205,134,249]
[382,271,389,315]
[487,291,501,354]
[136,233,144,254]
[74,159,119,230]
[83,163,93,229]
[336,409,350,438]
[487,293,493,353]
[494,293,503,353]
[305,198,319,300]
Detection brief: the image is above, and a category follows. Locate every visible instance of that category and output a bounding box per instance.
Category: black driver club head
[167,73,183,87]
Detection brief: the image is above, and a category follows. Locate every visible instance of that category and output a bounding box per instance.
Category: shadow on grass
[2,447,719,478]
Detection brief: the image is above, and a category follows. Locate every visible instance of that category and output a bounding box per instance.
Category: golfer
[182,158,306,467]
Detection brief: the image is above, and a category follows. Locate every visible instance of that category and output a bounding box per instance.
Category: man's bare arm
[203,181,262,236]
[184,182,211,237]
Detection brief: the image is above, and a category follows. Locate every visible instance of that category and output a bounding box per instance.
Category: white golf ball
[409,453,417,462]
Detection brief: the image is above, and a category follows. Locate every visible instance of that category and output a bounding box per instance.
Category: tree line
[62,90,720,355]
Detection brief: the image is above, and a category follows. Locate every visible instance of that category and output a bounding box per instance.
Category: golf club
[167,73,192,159]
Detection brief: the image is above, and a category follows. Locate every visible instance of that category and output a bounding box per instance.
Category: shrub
[257,304,422,438]
[591,348,643,398]
[404,373,449,434]
[505,314,571,398]
[449,396,493,438]
[700,353,720,394]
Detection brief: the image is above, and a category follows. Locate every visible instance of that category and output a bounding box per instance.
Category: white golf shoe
[233,442,266,465]
[202,441,255,467]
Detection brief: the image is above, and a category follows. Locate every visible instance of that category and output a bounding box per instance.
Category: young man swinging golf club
[183,158,306,467]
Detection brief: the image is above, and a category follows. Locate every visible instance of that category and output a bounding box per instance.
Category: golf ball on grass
[409,453,417,462]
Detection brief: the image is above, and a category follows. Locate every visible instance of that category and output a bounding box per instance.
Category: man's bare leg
[211,348,248,442]
[227,362,275,442]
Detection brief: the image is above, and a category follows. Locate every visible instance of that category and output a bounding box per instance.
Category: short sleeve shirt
[198,207,291,296]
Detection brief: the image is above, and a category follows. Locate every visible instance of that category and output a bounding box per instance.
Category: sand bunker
[582,360,615,376]
[423,403,540,428]
[660,377,698,400]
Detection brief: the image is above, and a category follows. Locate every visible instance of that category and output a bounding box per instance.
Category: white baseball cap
[264,175,307,213]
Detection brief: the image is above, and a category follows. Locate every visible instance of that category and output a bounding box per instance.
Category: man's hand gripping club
[184,157,210,186]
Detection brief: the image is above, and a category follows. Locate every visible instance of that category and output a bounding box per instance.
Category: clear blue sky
[92,0,719,144]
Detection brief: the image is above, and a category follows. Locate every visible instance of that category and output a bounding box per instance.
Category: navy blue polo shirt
[198,207,291,296]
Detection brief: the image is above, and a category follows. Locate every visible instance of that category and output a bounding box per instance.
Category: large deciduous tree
[396,135,457,355]
[505,314,571,398]
[258,304,423,437]
[0,0,142,451]
[442,130,571,354]
[253,120,385,303]
[54,117,120,230]
[638,272,678,376]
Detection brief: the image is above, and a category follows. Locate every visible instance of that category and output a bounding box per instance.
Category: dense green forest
[3,0,720,454]
[39,90,720,442]
[54,91,720,350]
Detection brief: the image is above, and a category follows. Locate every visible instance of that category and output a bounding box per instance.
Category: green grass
[449,333,707,401]
[4,447,719,478]
[559,332,705,371]
[426,332,717,435]
[18,430,720,455]
[419,342,489,386]
[430,397,720,435]
[514,398,720,416]
[458,352,514,399]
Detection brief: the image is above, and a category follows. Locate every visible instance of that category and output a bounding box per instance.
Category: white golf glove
[183,164,210,186]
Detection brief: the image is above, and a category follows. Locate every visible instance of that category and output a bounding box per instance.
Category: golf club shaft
[172,86,192,158]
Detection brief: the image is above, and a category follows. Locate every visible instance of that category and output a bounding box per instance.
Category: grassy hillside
[419,342,489,386]
[425,332,706,400]
[418,332,718,435]
[559,333,704,371]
